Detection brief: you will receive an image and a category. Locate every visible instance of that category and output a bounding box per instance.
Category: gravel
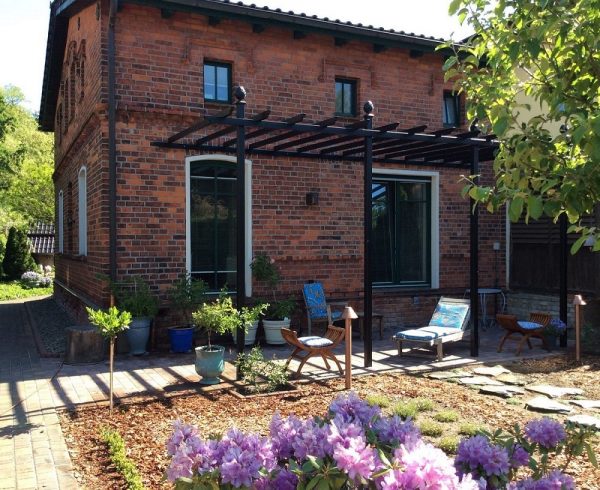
[27,296,75,355]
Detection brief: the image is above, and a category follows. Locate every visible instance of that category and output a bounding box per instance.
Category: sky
[0,0,471,113]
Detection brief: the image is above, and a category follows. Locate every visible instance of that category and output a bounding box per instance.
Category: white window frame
[372,168,440,289]
[78,166,87,256]
[185,155,252,295]
[58,190,64,253]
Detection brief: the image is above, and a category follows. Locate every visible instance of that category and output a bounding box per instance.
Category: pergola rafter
[151,87,500,371]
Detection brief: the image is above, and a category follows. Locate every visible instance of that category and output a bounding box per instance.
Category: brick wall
[53,1,506,337]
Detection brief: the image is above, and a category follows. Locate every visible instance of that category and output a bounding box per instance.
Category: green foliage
[86,306,132,339]
[413,398,436,412]
[100,427,145,490]
[192,293,242,349]
[419,420,444,437]
[438,435,460,454]
[0,280,52,300]
[442,1,600,249]
[168,273,208,326]
[250,254,280,288]
[391,401,418,420]
[236,346,289,394]
[0,86,53,224]
[111,277,158,318]
[2,226,35,279]
[434,410,459,423]
[239,302,269,331]
[459,422,486,436]
[265,297,296,320]
[365,394,391,408]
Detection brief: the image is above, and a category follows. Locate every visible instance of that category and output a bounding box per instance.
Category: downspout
[108,0,118,284]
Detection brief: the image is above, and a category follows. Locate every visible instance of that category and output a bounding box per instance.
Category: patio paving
[0,297,561,489]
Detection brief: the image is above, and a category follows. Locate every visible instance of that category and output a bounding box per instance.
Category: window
[78,167,87,256]
[335,78,357,116]
[372,175,435,287]
[58,190,64,253]
[186,156,252,292]
[443,91,460,127]
[204,62,232,103]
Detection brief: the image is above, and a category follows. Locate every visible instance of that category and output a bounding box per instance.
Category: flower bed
[166,392,594,489]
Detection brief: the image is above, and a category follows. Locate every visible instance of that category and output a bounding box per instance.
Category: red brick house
[40,0,503,354]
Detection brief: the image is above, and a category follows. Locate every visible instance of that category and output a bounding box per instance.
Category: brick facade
[47,0,506,340]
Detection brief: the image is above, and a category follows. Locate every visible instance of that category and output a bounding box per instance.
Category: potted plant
[192,293,241,384]
[167,273,208,353]
[544,318,567,351]
[235,301,269,346]
[112,277,158,355]
[251,254,296,344]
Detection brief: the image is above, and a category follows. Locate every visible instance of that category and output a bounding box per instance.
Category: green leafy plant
[168,273,208,327]
[100,427,145,489]
[239,302,269,332]
[419,420,444,437]
[192,292,242,350]
[413,398,436,412]
[459,422,486,436]
[250,254,279,289]
[111,277,158,318]
[438,435,459,454]
[392,401,418,420]
[265,297,296,321]
[87,306,132,415]
[366,394,391,408]
[434,410,459,423]
[2,227,35,280]
[236,346,289,394]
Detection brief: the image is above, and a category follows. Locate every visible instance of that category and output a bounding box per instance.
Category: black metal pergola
[152,86,500,367]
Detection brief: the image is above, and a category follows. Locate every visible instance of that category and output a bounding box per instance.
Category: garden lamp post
[573,294,586,362]
[342,306,358,390]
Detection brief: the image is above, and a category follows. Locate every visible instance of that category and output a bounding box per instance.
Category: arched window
[78,167,87,256]
[58,190,64,253]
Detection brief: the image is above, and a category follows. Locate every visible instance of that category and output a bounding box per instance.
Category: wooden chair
[496,312,552,355]
[392,297,471,361]
[281,326,345,378]
[302,283,347,335]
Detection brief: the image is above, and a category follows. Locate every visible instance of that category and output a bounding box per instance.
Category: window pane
[443,94,458,125]
[335,82,343,113]
[372,182,393,283]
[204,64,216,100]
[190,185,215,271]
[343,83,353,114]
[216,66,229,101]
[215,194,236,270]
[397,198,428,282]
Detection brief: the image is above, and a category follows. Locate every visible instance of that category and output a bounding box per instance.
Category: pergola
[152,86,501,366]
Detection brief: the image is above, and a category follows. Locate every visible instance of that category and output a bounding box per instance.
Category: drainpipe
[108,0,118,284]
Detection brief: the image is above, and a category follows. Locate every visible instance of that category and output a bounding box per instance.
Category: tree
[0,86,53,227]
[444,0,600,252]
[2,226,36,279]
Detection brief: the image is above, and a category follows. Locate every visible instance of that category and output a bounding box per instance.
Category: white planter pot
[263,318,291,345]
[231,321,259,346]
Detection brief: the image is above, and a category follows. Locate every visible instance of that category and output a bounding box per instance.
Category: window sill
[56,253,88,263]
[204,100,233,108]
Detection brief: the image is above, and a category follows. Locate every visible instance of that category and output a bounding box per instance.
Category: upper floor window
[58,190,64,253]
[78,167,87,256]
[204,62,232,103]
[335,78,357,116]
[443,91,460,127]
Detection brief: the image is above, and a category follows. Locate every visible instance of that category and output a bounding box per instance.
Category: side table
[355,312,384,340]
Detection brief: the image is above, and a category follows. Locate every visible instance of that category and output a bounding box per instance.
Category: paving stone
[480,385,525,398]
[495,373,528,386]
[526,396,572,414]
[427,370,472,380]
[460,376,505,386]
[568,400,600,410]
[526,385,584,398]
[567,414,600,429]
[473,365,511,377]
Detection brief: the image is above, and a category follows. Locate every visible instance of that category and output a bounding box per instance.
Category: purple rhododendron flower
[509,470,575,489]
[380,441,479,490]
[373,414,421,449]
[329,391,381,426]
[269,412,302,460]
[455,435,510,480]
[291,418,330,460]
[524,419,566,449]
[327,416,377,481]
[165,450,194,482]
[166,420,198,455]
[254,469,298,490]
[510,444,530,469]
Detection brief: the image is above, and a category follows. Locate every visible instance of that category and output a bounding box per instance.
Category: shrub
[236,346,289,394]
[20,271,43,288]
[434,410,459,423]
[438,435,460,454]
[413,398,436,412]
[459,422,486,437]
[419,420,444,437]
[3,227,36,280]
[366,394,391,408]
[391,401,418,420]
[101,428,145,490]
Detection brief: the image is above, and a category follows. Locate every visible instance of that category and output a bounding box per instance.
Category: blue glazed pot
[168,326,194,353]
[195,346,225,385]
[126,317,151,355]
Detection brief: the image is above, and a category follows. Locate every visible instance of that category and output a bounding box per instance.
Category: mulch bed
[60,354,600,489]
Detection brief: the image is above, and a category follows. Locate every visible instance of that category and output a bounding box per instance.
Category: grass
[101,428,145,490]
[434,410,459,423]
[419,420,444,437]
[0,280,52,301]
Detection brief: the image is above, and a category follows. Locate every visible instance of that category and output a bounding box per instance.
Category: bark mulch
[59,354,600,489]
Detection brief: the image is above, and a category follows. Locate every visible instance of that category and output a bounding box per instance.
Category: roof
[27,222,55,255]
[39,0,452,130]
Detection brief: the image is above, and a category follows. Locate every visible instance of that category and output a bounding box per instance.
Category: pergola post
[469,147,480,357]
[235,87,247,369]
[363,101,374,368]
[559,213,568,347]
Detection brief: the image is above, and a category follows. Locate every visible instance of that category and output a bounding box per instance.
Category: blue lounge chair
[302,282,347,336]
[393,297,471,361]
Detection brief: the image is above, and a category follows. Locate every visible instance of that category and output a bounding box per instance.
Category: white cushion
[394,326,459,342]
[298,336,333,348]
[518,321,543,331]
